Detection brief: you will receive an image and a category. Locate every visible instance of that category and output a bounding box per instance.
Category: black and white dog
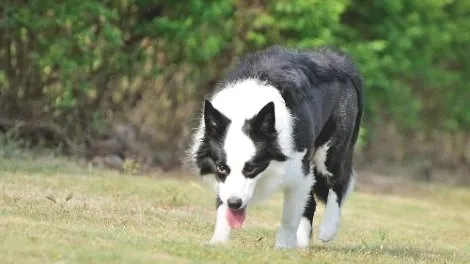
[189,46,363,248]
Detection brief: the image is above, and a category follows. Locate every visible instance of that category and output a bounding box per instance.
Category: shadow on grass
[306,243,465,262]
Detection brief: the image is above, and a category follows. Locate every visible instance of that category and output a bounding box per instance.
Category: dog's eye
[214,163,230,182]
[243,163,257,176]
[216,164,228,174]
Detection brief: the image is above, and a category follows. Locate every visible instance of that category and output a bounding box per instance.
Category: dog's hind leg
[313,131,356,242]
[318,167,355,242]
[315,105,359,242]
[296,151,318,248]
[318,187,342,242]
[209,195,232,244]
[296,183,316,248]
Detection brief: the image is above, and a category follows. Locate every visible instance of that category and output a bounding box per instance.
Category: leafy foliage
[1,0,469,167]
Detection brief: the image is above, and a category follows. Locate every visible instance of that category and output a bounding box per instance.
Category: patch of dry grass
[0,156,469,263]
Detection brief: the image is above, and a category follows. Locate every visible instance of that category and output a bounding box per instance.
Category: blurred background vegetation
[0,0,469,183]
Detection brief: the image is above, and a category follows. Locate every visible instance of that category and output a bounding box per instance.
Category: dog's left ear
[250,101,276,137]
[203,100,230,136]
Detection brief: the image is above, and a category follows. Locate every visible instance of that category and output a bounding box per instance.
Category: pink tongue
[226,208,246,229]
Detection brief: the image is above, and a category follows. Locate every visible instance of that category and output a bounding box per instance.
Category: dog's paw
[296,217,312,248]
[318,224,338,242]
[319,191,341,243]
[207,237,229,245]
[275,241,297,249]
[208,231,231,245]
[296,236,310,248]
[275,227,297,249]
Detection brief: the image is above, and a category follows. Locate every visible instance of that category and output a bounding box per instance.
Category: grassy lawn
[1,155,469,263]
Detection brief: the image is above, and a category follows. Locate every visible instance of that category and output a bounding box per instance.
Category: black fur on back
[216,45,363,154]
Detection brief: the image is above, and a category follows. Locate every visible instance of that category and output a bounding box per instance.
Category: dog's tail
[348,67,363,146]
[313,47,364,145]
[328,47,364,146]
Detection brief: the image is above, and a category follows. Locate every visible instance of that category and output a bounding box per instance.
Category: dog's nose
[227,197,243,210]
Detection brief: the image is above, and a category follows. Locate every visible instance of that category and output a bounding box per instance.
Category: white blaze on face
[218,124,257,207]
[207,78,295,207]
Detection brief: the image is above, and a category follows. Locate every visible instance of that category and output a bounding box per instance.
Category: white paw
[296,236,310,248]
[318,223,339,242]
[296,217,312,248]
[275,227,297,249]
[318,213,340,242]
[208,236,229,245]
[319,189,341,242]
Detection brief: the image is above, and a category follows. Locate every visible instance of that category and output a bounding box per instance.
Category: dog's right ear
[203,100,230,136]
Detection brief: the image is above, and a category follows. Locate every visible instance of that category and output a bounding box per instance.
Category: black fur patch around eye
[242,102,288,165]
[195,101,231,177]
[242,161,269,179]
[239,102,288,179]
[214,163,230,182]
[196,140,228,177]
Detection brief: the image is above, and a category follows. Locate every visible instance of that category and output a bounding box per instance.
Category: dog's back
[218,45,362,155]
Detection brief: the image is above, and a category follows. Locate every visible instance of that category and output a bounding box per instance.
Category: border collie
[189,45,363,248]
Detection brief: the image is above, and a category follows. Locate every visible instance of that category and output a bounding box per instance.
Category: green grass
[1,156,469,264]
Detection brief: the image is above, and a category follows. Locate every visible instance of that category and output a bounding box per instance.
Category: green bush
[1,0,469,166]
[238,0,470,131]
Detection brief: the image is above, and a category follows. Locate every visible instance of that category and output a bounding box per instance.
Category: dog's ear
[203,100,230,136]
[250,101,276,137]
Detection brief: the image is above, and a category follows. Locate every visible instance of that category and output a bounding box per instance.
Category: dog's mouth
[226,207,246,229]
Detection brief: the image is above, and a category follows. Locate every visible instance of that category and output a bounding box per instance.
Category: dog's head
[192,99,289,210]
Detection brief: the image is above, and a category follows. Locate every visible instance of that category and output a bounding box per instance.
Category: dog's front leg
[276,184,310,249]
[209,197,231,244]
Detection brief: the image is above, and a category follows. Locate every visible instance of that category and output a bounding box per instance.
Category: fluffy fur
[189,45,363,248]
